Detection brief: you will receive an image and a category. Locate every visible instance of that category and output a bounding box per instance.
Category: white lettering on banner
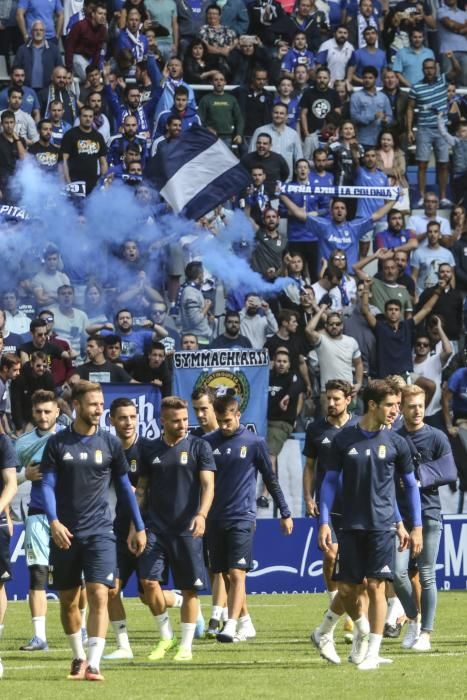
[101,393,160,439]
[280,184,399,199]
[11,529,25,562]
[444,523,467,576]
[174,349,269,369]
[248,524,323,579]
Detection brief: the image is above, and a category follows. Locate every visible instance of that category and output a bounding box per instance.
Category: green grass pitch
[1,592,466,699]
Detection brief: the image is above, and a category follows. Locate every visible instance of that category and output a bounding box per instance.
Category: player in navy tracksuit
[395,385,456,652]
[0,433,18,680]
[134,396,216,662]
[40,381,146,682]
[315,379,422,670]
[204,394,293,643]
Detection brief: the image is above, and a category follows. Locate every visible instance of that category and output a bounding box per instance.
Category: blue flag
[148,125,251,220]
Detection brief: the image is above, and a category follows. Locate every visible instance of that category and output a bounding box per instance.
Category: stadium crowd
[0,0,466,682]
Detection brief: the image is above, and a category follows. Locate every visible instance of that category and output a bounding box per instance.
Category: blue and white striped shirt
[409,74,447,129]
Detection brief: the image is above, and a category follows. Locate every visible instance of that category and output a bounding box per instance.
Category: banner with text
[173,349,270,436]
[6,516,467,599]
[100,383,161,439]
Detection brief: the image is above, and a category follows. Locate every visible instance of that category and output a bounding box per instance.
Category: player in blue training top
[315,379,423,671]
[204,394,293,644]
[0,428,18,680]
[15,390,88,653]
[132,395,216,663]
[394,385,456,653]
[303,379,357,644]
[40,381,146,682]
[104,397,197,661]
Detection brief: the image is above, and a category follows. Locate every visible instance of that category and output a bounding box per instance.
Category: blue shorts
[0,524,12,582]
[25,514,50,568]
[49,532,117,591]
[206,520,255,573]
[416,126,449,163]
[139,529,206,591]
[333,529,395,584]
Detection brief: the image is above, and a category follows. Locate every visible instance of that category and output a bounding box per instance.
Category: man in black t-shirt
[264,309,312,397]
[28,119,60,172]
[124,342,172,396]
[71,336,132,384]
[241,132,289,198]
[61,106,108,195]
[19,319,72,370]
[0,109,27,198]
[299,66,341,145]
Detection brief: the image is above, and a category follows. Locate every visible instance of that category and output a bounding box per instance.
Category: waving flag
[147,125,251,220]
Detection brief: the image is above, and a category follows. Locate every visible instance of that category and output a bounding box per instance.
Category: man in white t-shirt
[50,285,89,360]
[305,308,363,407]
[407,192,451,247]
[32,244,71,308]
[412,317,452,425]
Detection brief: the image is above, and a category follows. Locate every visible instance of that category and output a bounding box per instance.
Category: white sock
[222,619,237,638]
[367,633,382,658]
[211,605,223,621]
[180,622,196,650]
[385,596,404,625]
[238,614,251,628]
[171,591,183,608]
[354,616,370,636]
[32,616,46,641]
[222,607,229,622]
[111,619,130,649]
[86,636,105,670]
[155,613,173,641]
[327,590,338,605]
[80,608,87,629]
[67,631,85,660]
[318,609,340,636]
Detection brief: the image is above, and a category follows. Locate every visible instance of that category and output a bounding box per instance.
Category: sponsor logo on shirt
[79,452,88,460]
[348,447,358,455]
[213,449,221,455]
[322,437,331,444]
[180,451,188,465]
[95,449,103,464]
[378,445,386,459]
[77,139,100,155]
[240,446,247,459]
[152,457,161,464]
[130,459,137,472]
[63,452,73,460]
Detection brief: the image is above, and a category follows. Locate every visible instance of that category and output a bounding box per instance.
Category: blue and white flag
[148,125,251,220]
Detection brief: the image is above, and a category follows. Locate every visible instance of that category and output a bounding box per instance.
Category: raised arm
[413,280,446,325]
[360,281,377,329]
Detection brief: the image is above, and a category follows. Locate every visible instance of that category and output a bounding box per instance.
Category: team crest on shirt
[240,446,247,459]
[130,459,137,472]
[180,451,188,465]
[378,445,386,459]
[95,450,103,464]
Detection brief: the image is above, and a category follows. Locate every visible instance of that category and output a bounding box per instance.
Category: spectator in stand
[305,307,363,404]
[146,301,181,356]
[145,0,178,62]
[0,1,22,70]
[437,0,467,87]
[28,117,60,171]
[374,209,418,255]
[199,4,237,73]
[37,309,75,386]
[354,145,390,257]
[393,28,434,89]
[382,69,408,137]
[198,72,243,149]
[327,119,363,187]
[274,76,301,130]
[103,334,124,366]
[243,165,270,226]
[249,103,303,177]
[346,26,387,86]
[407,192,452,246]
[49,285,89,360]
[250,208,287,282]
[281,31,315,81]
[228,34,272,86]
[353,249,413,316]
[60,105,108,196]
[116,8,149,63]
[3,289,31,335]
[210,311,252,349]
[375,129,409,210]
[407,55,460,207]
[345,0,381,48]
[437,113,467,208]
[182,38,218,85]
[0,66,40,119]
[11,350,56,432]
[78,91,110,142]
[279,0,329,54]
[0,309,26,354]
[412,321,452,427]
[19,318,73,369]
[241,133,289,198]
[83,281,111,327]
[39,66,78,123]
[49,99,72,147]
[453,214,467,292]
[32,243,70,309]
[312,264,344,312]
[98,308,165,361]
[343,280,378,378]
[411,222,456,295]
[13,20,63,91]
[239,294,278,348]
[416,263,462,351]
[16,0,64,44]
[247,0,285,48]
[265,309,312,396]
[315,25,354,85]
[65,3,107,83]
[360,278,447,379]
[292,63,311,99]
[153,85,201,139]
[299,66,341,156]
[179,261,213,347]
[350,65,392,146]
[234,68,274,148]
[181,332,199,350]
[70,335,133,384]
[125,341,172,394]
[0,109,27,199]
[326,249,357,312]
[0,86,39,145]
[108,114,148,168]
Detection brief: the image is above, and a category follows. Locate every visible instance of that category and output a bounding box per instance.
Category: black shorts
[0,525,12,582]
[329,513,342,545]
[115,534,140,590]
[138,529,206,591]
[333,529,395,584]
[206,520,255,574]
[49,532,117,591]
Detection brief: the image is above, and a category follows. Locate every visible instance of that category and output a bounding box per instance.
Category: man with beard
[107,114,148,169]
[250,208,287,281]
[299,67,341,154]
[70,336,132,384]
[124,342,172,396]
[374,210,418,255]
[239,294,278,348]
[99,309,163,362]
[0,65,40,119]
[28,118,60,171]
[210,311,252,349]
[315,25,354,85]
